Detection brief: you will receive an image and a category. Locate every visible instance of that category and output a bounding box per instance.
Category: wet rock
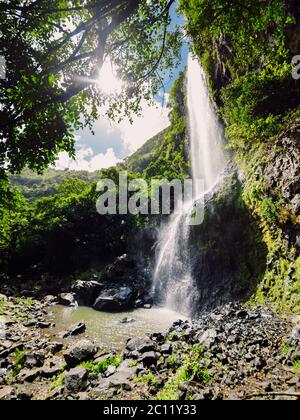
[93,287,135,312]
[120,317,135,324]
[63,340,97,368]
[64,367,87,393]
[57,293,76,307]
[71,281,103,306]
[61,322,86,339]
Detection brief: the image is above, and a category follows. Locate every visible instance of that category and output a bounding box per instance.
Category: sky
[56,5,189,172]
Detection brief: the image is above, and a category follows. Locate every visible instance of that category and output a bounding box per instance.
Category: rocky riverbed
[0,293,299,401]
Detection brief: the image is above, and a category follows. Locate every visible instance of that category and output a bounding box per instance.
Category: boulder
[107,361,137,391]
[71,281,103,306]
[93,287,135,312]
[198,329,218,349]
[126,335,155,353]
[57,293,76,307]
[61,322,86,339]
[63,340,97,367]
[64,367,87,393]
[42,358,66,378]
[140,352,157,367]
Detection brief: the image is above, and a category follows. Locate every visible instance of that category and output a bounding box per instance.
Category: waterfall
[152,53,227,316]
[188,55,227,193]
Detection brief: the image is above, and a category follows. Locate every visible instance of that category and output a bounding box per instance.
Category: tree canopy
[0,0,182,176]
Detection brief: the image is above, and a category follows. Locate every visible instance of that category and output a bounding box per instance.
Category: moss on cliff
[180,0,300,313]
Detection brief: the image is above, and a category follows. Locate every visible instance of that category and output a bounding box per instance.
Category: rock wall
[180,0,300,312]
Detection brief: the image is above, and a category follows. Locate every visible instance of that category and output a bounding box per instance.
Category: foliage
[135,373,161,390]
[293,360,300,374]
[14,297,34,307]
[49,372,65,392]
[143,71,190,180]
[80,355,122,375]
[158,344,212,400]
[180,0,289,77]
[12,348,26,376]
[9,168,100,201]
[1,174,135,275]
[0,0,182,175]
[0,179,29,268]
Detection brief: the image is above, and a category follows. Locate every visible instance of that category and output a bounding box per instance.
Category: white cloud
[56,147,121,172]
[117,96,170,153]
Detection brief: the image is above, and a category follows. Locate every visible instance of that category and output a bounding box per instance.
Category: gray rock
[161,343,172,355]
[64,367,87,393]
[57,293,76,307]
[105,365,117,377]
[17,368,40,383]
[141,351,157,367]
[198,329,218,349]
[72,281,103,306]
[93,286,135,312]
[49,342,64,355]
[126,335,155,353]
[61,322,86,339]
[42,358,65,378]
[108,361,136,391]
[63,340,97,367]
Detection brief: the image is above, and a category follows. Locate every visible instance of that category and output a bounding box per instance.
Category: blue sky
[56,4,189,172]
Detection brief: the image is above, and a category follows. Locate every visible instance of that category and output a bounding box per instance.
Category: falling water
[152,54,227,315]
[188,55,227,193]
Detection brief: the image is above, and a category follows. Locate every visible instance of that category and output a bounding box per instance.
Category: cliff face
[180,0,300,312]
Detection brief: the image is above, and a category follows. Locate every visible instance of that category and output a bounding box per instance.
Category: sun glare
[97,60,125,95]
